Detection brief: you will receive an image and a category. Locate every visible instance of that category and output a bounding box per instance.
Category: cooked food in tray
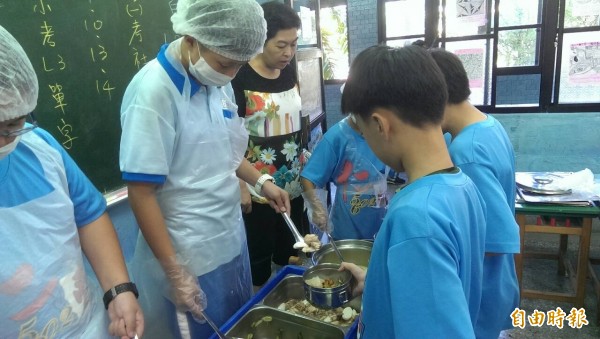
[277,299,359,326]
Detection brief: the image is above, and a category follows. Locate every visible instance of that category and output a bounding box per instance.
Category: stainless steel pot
[302,263,354,309]
[311,239,373,268]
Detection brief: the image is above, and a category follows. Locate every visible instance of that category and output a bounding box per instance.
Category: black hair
[429,48,471,104]
[341,45,448,127]
[261,1,302,41]
[411,39,427,48]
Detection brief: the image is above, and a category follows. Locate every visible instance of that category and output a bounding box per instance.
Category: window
[379,0,600,112]
[497,0,541,68]
[293,0,319,47]
[320,0,349,80]
[380,0,426,47]
[557,0,600,105]
[291,0,350,80]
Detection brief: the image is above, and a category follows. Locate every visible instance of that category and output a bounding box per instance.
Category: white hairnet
[0,25,38,122]
[171,0,267,62]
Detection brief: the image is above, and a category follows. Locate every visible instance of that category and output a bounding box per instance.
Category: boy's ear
[371,110,391,141]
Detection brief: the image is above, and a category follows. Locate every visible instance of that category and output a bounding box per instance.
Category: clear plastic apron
[0,134,106,338]
[330,119,388,240]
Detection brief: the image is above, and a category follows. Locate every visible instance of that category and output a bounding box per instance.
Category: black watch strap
[103,282,139,309]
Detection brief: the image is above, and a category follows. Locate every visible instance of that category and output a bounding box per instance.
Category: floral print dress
[232,63,304,202]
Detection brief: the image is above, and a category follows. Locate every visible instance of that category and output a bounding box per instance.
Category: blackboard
[0,0,177,193]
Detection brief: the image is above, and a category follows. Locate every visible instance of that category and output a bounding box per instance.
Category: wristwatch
[254,174,274,195]
[103,282,139,309]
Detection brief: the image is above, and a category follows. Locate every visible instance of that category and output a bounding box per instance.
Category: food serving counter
[210,265,359,339]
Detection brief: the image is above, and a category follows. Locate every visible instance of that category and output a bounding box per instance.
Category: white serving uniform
[120,38,252,338]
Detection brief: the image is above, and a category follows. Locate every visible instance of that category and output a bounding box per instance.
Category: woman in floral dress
[232,1,308,288]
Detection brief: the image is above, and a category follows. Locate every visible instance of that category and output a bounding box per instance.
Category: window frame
[378,0,600,113]
[319,0,350,83]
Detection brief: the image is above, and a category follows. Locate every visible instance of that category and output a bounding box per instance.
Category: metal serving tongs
[281,212,309,250]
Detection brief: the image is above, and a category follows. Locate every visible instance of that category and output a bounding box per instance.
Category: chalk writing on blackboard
[0,0,176,193]
[33,0,78,150]
[126,0,147,68]
[169,1,177,13]
[49,83,67,113]
[86,6,115,102]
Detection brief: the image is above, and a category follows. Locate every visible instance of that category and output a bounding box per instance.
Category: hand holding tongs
[281,212,308,249]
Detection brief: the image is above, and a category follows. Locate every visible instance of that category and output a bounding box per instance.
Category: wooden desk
[515,203,600,309]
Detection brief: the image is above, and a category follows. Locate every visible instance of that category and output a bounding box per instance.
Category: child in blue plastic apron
[301,112,389,240]
[119,1,291,338]
[0,25,144,339]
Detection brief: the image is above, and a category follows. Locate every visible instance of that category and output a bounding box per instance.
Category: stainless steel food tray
[225,305,345,339]
[214,266,358,339]
[261,275,361,333]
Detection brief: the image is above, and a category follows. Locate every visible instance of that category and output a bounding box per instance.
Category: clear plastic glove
[160,257,207,323]
[302,189,331,233]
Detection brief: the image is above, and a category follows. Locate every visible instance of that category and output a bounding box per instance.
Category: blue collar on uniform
[156,43,201,97]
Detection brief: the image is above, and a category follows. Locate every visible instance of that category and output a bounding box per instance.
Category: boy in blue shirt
[430,48,520,339]
[340,45,487,338]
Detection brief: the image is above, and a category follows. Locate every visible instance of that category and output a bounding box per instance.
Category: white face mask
[0,135,21,160]
[188,45,233,87]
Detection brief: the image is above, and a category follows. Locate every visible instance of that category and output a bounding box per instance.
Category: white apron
[129,76,251,338]
[157,84,248,276]
[0,133,107,338]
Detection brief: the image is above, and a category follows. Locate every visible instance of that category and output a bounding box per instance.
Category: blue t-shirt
[359,171,486,338]
[301,119,387,240]
[0,127,105,226]
[448,114,520,338]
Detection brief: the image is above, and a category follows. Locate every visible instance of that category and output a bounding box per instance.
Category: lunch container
[302,263,354,309]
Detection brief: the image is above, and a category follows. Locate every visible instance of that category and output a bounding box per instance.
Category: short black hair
[429,49,471,104]
[341,45,448,128]
[261,1,302,42]
[411,39,427,48]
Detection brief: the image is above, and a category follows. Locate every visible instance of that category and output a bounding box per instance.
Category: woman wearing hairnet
[0,26,144,338]
[119,0,290,338]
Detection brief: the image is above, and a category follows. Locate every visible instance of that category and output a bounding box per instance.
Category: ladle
[281,212,309,250]
[198,310,244,339]
[326,232,345,263]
